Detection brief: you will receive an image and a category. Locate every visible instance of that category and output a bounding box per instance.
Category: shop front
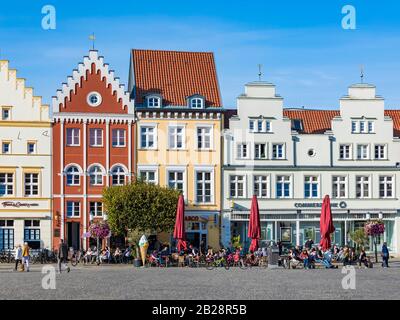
[0,200,52,251]
[226,209,398,254]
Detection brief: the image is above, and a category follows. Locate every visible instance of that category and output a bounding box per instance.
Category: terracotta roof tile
[385,110,400,137]
[283,109,340,134]
[132,49,222,107]
[284,109,400,137]
[225,108,400,137]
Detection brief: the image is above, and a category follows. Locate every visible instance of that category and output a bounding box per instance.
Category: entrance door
[186,232,200,248]
[67,222,80,250]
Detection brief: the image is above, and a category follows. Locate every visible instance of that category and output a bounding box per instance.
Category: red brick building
[52,50,134,250]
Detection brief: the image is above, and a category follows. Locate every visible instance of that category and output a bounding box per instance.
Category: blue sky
[1,0,400,108]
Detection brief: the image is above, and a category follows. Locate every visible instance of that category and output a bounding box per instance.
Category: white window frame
[379,176,394,199]
[229,175,245,198]
[272,143,285,160]
[196,125,213,150]
[112,129,126,148]
[357,144,369,160]
[190,98,204,109]
[66,201,80,218]
[147,96,161,108]
[356,176,371,199]
[2,142,11,154]
[66,128,80,146]
[236,143,249,159]
[254,143,267,160]
[166,166,186,196]
[138,165,158,185]
[304,175,319,199]
[24,173,39,196]
[139,124,157,150]
[339,144,352,160]
[276,175,292,198]
[168,125,185,150]
[27,142,36,154]
[351,121,358,133]
[111,165,127,186]
[89,128,103,147]
[332,175,348,199]
[0,173,14,196]
[65,165,81,186]
[374,144,387,160]
[194,166,214,205]
[89,201,103,217]
[253,175,269,198]
[88,165,104,186]
[368,121,375,133]
[1,108,10,121]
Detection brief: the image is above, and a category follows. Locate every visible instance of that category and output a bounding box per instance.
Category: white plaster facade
[222,81,400,255]
[0,60,52,251]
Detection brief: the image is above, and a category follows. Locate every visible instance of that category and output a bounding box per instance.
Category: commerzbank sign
[294,201,347,209]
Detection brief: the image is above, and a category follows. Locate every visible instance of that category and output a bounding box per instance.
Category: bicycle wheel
[205,261,214,270]
[224,261,230,270]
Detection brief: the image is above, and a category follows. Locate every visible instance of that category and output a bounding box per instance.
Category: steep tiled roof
[224,108,400,137]
[131,49,222,107]
[283,109,340,134]
[385,110,400,137]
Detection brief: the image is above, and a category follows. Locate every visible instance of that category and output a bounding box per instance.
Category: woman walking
[22,242,30,272]
[14,245,22,271]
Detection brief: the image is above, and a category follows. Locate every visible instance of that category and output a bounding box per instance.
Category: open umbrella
[173,194,187,252]
[319,195,335,251]
[248,195,261,252]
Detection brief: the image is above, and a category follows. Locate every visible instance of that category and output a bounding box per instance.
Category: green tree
[349,228,368,251]
[102,180,181,244]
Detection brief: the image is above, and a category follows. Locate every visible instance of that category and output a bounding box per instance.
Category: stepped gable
[52,50,133,114]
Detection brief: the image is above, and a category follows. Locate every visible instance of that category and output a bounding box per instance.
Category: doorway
[67,222,80,250]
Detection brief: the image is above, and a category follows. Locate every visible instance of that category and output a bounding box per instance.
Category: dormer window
[191,98,204,109]
[148,96,161,108]
[187,95,205,109]
[291,119,303,131]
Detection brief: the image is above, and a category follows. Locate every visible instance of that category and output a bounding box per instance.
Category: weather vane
[258,64,263,81]
[360,65,364,84]
[89,33,96,50]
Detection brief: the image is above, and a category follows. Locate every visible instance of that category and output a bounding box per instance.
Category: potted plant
[364,219,385,263]
[89,221,111,265]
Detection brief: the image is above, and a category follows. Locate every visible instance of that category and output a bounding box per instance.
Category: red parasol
[319,195,335,250]
[248,195,261,252]
[173,194,187,252]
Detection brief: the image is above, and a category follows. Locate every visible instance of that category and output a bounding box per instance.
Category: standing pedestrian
[14,244,22,271]
[22,242,30,272]
[381,242,389,268]
[58,239,70,273]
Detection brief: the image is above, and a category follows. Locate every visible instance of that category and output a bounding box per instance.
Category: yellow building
[129,49,224,251]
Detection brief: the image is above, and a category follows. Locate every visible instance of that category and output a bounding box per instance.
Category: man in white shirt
[14,245,22,271]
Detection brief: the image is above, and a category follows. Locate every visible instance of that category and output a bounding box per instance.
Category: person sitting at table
[150,250,160,265]
[358,248,369,268]
[114,247,122,263]
[100,249,108,263]
[299,249,310,269]
[84,247,93,264]
[206,248,213,260]
[123,246,132,264]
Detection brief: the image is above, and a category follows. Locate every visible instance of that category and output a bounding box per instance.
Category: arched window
[111,166,126,186]
[89,165,103,186]
[191,98,203,109]
[148,97,161,108]
[66,166,80,186]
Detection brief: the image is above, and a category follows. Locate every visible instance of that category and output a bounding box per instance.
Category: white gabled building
[222,81,400,255]
[0,59,52,251]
